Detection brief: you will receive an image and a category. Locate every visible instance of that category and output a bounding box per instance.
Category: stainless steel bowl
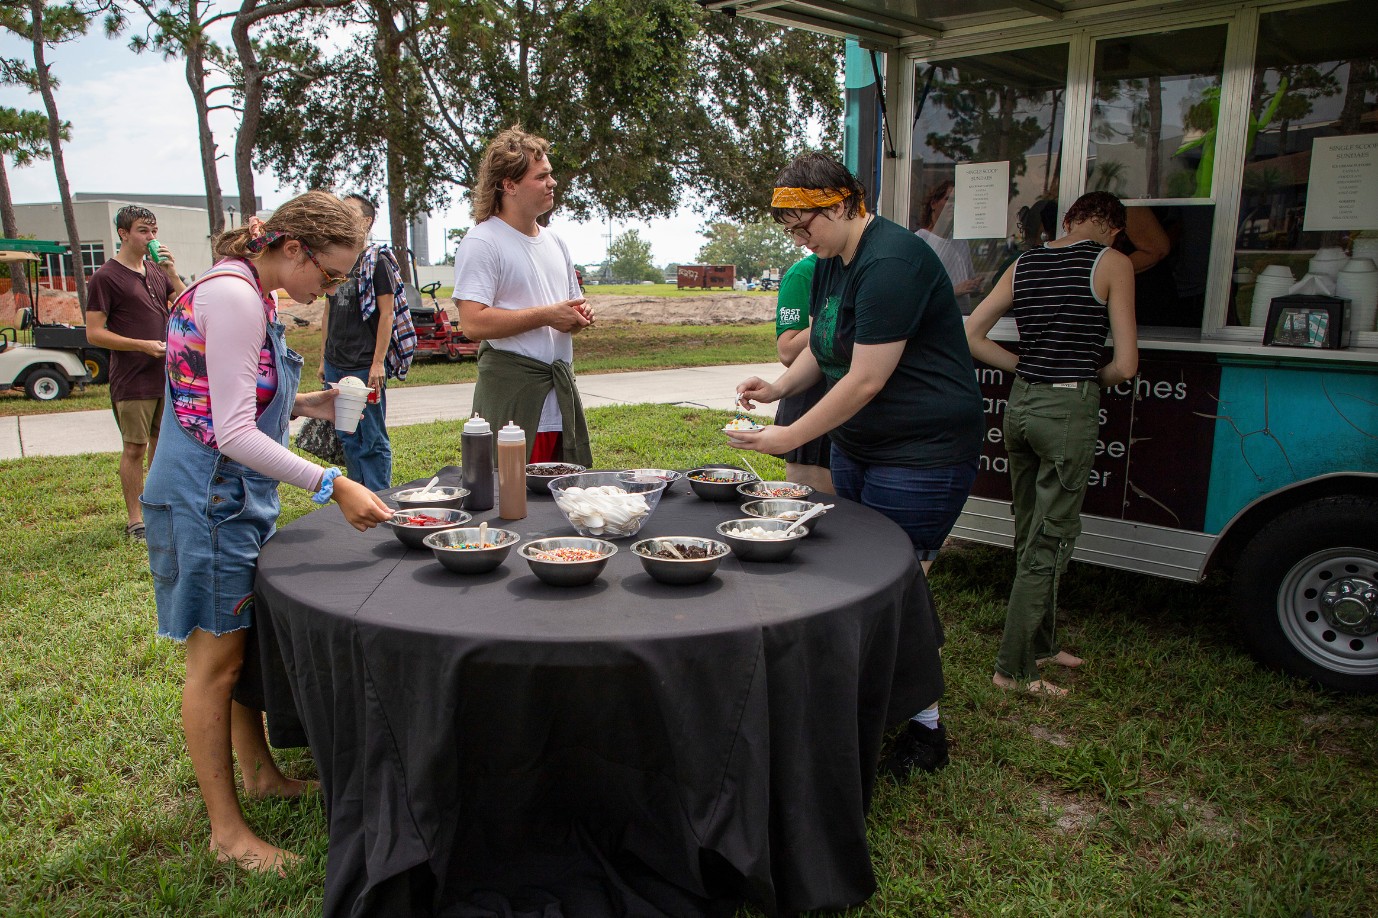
[423,527,519,574]
[519,536,617,586]
[739,498,828,534]
[618,468,684,495]
[630,536,730,585]
[685,467,758,501]
[715,517,807,562]
[525,462,588,494]
[392,485,469,511]
[385,508,472,549]
[736,480,816,502]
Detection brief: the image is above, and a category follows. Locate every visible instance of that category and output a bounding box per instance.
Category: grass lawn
[2,403,1375,915]
[0,324,777,417]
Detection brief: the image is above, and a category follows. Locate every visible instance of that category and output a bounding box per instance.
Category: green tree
[255,0,842,235]
[607,229,659,283]
[696,221,799,281]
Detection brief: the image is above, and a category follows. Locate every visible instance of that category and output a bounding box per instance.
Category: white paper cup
[333,389,368,432]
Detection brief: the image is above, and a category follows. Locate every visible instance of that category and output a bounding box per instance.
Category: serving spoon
[782,502,833,537]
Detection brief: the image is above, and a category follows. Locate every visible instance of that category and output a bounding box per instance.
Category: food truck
[702,0,1378,692]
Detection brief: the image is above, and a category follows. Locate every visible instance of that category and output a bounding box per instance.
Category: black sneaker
[883,721,949,777]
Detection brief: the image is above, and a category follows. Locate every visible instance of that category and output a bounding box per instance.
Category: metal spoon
[782,502,833,537]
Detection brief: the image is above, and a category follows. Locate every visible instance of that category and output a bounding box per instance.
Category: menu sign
[954,161,1009,239]
[1303,134,1378,231]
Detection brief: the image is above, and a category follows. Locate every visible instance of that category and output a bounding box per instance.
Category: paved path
[0,363,782,459]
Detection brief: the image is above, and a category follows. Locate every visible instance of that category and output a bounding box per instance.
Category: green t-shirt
[809,216,983,468]
[775,254,817,336]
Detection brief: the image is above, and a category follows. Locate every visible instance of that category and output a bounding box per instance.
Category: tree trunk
[0,157,28,300]
[29,0,86,314]
[231,0,261,222]
[186,4,225,238]
[372,1,411,278]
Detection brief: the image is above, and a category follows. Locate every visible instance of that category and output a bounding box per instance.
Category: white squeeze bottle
[497,421,527,521]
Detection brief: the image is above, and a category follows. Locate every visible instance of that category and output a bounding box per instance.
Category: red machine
[409,282,479,362]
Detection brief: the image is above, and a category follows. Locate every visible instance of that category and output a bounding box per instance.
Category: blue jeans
[830,449,979,562]
[322,359,392,492]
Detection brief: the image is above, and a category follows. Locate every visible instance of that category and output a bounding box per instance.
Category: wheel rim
[1278,548,1378,677]
[32,377,61,400]
[84,357,101,377]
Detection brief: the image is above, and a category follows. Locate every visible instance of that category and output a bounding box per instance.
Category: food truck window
[1229,0,1378,332]
[909,43,1068,313]
[1088,26,1227,200]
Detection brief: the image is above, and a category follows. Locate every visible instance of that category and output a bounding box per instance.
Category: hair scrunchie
[244,215,286,253]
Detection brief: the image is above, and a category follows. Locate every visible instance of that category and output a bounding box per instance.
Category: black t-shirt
[323,255,394,370]
[809,216,983,468]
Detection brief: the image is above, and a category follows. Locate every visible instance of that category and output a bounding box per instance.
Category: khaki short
[113,398,163,446]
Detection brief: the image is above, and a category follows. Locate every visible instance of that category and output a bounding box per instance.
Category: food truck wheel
[1233,497,1378,693]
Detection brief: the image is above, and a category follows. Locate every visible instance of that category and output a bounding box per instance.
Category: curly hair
[470,126,552,224]
[770,152,868,223]
[211,190,364,261]
[1062,191,1127,233]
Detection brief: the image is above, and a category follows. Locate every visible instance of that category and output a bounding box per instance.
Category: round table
[252,469,944,917]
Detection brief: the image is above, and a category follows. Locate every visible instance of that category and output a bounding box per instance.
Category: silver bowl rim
[617,468,684,485]
[519,536,619,561]
[735,480,816,500]
[393,485,470,503]
[715,517,809,542]
[630,536,731,562]
[684,467,758,484]
[422,527,520,550]
[524,462,589,476]
[739,498,827,521]
[386,507,472,528]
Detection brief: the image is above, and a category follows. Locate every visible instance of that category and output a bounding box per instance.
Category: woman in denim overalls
[142,192,392,873]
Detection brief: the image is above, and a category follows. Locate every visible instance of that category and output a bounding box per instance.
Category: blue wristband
[312,467,343,504]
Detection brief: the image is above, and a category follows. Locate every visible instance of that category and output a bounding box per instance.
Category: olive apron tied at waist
[474,342,593,467]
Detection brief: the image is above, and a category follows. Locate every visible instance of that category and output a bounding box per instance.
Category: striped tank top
[1010,239,1110,383]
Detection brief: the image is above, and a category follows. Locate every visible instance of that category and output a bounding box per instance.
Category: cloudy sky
[0,22,710,268]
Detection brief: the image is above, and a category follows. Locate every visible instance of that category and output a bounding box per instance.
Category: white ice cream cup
[332,379,370,433]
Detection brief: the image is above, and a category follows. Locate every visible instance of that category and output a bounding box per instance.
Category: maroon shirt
[87,258,174,402]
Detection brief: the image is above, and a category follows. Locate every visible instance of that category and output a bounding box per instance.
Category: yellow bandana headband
[771,186,866,215]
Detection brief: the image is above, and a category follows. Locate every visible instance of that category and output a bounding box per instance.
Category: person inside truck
[965,190,1139,697]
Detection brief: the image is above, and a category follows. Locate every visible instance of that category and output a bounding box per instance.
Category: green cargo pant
[994,376,1101,682]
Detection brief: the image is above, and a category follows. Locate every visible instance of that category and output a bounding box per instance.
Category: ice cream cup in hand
[332,377,371,433]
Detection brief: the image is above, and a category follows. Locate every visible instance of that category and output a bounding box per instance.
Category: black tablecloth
[253,469,944,918]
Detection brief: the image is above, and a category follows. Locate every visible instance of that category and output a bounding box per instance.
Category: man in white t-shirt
[452,126,594,465]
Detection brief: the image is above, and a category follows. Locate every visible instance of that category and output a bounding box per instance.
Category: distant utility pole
[603,213,613,281]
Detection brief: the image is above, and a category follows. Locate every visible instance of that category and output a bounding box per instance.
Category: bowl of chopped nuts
[630,536,731,585]
[519,536,618,586]
[685,467,758,501]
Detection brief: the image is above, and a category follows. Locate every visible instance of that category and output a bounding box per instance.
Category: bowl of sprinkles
[385,508,473,549]
[736,480,815,502]
[630,536,731,585]
[519,536,618,586]
[423,526,520,574]
[685,467,758,501]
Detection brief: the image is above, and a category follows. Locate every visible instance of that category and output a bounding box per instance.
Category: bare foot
[210,831,300,877]
[1037,651,1084,669]
[992,673,1070,697]
[242,773,319,800]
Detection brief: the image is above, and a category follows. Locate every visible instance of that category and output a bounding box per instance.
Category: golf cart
[0,239,110,384]
[1,251,90,400]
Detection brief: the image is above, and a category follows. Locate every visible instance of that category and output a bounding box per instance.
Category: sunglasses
[299,240,351,289]
[782,210,823,243]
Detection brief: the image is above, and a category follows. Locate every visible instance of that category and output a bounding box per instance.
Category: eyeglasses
[782,211,822,243]
[299,240,351,289]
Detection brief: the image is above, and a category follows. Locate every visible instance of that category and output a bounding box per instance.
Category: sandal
[992,673,1070,697]
[125,522,146,542]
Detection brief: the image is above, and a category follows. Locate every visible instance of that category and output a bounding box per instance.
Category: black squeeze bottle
[460,415,495,511]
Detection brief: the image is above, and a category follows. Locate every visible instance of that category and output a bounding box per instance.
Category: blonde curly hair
[470,126,552,224]
[212,190,365,261]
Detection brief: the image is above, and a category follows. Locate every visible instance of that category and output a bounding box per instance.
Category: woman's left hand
[727,424,795,455]
[293,388,342,421]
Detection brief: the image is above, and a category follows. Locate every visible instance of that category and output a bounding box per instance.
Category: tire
[24,367,71,401]
[83,349,110,385]
[1231,496,1378,693]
